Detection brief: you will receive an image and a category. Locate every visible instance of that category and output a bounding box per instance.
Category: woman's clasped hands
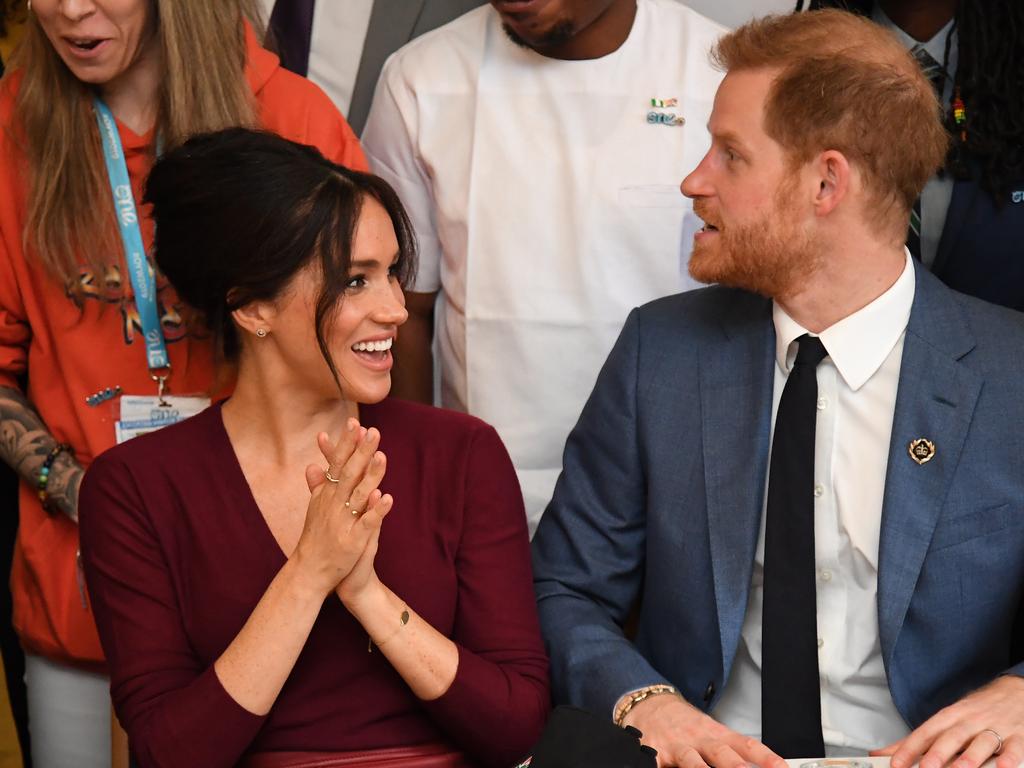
[293,417,393,604]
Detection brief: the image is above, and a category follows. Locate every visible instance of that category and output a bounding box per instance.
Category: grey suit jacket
[348,0,485,134]
[532,263,1024,728]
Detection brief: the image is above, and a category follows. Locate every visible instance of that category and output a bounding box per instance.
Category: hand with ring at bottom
[872,675,1024,768]
[291,417,392,599]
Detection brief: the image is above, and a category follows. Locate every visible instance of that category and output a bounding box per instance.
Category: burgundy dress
[79,398,550,768]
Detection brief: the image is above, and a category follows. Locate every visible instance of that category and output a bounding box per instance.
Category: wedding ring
[982,729,1004,756]
[325,469,340,484]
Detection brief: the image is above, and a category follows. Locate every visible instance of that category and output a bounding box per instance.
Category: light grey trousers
[24,653,111,768]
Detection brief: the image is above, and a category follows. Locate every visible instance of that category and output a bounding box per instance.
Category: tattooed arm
[0,386,83,523]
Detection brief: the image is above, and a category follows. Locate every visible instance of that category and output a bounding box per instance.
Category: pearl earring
[256,328,267,338]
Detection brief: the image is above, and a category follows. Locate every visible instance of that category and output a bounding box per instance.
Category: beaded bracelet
[38,443,73,515]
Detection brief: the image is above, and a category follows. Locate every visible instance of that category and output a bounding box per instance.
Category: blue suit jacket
[532,263,1024,729]
[932,178,1024,312]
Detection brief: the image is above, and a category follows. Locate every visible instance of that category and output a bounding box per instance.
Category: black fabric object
[525,706,657,768]
[762,334,828,758]
[268,0,316,77]
[0,374,29,764]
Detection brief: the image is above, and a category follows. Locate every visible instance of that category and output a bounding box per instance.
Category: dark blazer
[532,263,1024,729]
[932,178,1024,312]
[347,0,485,134]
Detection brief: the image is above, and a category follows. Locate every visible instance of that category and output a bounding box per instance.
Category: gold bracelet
[614,684,680,726]
[367,605,410,653]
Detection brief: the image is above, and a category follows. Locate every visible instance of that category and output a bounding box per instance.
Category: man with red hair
[533,10,1024,768]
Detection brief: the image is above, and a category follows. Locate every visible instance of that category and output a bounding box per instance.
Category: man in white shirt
[532,9,1024,768]
[363,0,727,534]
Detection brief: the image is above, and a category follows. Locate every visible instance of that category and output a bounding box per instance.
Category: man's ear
[813,150,851,218]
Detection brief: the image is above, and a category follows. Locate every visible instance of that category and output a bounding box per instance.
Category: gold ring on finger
[345,499,360,516]
[982,729,1004,756]
[325,468,340,484]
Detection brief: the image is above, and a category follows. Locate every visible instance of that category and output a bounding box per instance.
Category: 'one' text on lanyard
[93,99,170,372]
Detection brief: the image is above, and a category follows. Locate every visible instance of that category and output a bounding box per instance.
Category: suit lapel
[877,268,981,668]
[700,296,775,672]
[932,179,979,275]
[350,0,425,131]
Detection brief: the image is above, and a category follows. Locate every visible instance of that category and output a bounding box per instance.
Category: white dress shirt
[712,251,916,753]
[258,0,375,116]
[308,0,375,116]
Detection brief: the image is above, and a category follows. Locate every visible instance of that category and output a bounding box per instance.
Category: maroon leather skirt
[238,743,471,768]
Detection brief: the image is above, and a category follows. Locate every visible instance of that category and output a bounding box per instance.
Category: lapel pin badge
[85,385,122,407]
[1012,191,1023,204]
[647,97,684,126]
[646,111,685,126]
[908,438,936,465]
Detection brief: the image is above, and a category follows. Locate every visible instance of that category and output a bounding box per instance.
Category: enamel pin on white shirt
[647,96,684,126]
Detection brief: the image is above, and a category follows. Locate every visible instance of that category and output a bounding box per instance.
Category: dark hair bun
[144,128,416,362]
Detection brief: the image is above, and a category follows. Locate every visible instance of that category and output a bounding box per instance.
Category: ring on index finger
[981,729,1004,756]
[325,468,341,484]
[344,499,360,516]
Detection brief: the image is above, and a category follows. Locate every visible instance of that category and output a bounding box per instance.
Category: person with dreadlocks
[797,0,1024,311]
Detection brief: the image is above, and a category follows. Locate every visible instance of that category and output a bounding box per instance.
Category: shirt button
[820,569,832,582]
[817,637,825,649]
[813,484,824,498]
[817,396,828,410]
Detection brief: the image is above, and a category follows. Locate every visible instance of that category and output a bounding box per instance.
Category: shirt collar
[871,4,958,78]
[773,249,916,391]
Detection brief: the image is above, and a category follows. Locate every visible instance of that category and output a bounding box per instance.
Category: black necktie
[906,45,946,262]
[268,0,316,77]
[762,334,828,758]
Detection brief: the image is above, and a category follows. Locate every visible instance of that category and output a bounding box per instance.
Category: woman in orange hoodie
[0,1,365,764]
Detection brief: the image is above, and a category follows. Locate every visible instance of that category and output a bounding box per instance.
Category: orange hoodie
[0,26,367,666]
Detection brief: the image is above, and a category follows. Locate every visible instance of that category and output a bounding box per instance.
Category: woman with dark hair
[797,0,1024,311]
[77,128,550,768]
[0,1,364,762]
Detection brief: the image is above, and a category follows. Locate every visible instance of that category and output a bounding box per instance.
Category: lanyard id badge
[94,100,210,443]
[94,99,169,371]
[115,395,211,444]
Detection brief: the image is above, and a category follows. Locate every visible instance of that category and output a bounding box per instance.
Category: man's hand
[623,692,787,768]
[872,676,1024,768]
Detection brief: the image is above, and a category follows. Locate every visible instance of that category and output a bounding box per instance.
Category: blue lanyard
[93,99,169,372]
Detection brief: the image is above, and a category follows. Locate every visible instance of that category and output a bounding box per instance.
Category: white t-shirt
[364,0,727,532]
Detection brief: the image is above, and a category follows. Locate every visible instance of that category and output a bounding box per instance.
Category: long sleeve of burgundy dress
[78,398,550,768]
